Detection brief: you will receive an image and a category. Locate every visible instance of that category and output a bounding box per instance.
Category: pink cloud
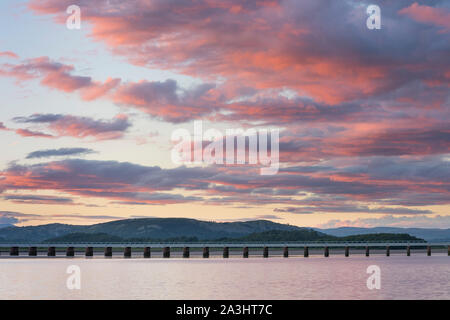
[0,56,119,97]
[399,3,450,33]
[11,113,131,140]
[0,51,19,59]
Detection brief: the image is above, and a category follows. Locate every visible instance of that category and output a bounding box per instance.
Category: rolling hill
[0,218,300,242]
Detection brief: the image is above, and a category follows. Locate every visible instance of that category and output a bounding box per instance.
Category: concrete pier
[144,247,151,258]
[324,246,329,257]
[48,247,56,257]
[66,247,75,257]
[203,247,210,258]
[304,246,309,257]
[183,247,190,258]
[163,246,170,258]
[427,246,431,256]
[243,246,249,258]
[407,246,411,256]
[283,246,289,258]
[345,246,349,257]
[104,247,112,257]
[28,247,37,256]
[386,246,390,257]
[223,247,229,258]
[10,247,19,256]
[365,246,369,257]
[85,247,93,257]
[263,246,269,258]
[124,247,132,258]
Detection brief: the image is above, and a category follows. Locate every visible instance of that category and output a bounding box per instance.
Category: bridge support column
[324,246,329,257]
[163,247,170,258]
[10,247,19,256]
[105,247,112,257]
[407,246,411,256]
[283,246,289,258]
[28,247,37,256]
[182,247,190,258]
[66,247,75,257]
[263,246,269,258]
[85,247,93,257]
[345,246,349,257]
[448,245,450,256]
[243,247,249,258]
[144,247,151,258]
[427,246,431,256]
[48,247,56,257]
[386,246,390,257]
[223,247,229,258]
[124,247,132,258]
[304,246,309,258]
[203,247,210,258]
[365,246,369,257]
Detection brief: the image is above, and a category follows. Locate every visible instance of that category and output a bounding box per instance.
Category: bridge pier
[85,247,93,257]
[283,246,289,258]
[407,246,411,256]
[243,247,249,258]
[345,246,349,257]
[124,247,132,258]
[10,247,19,256]
[203,247,209,258]
[144,247,151,258]
[223,247,229,258]
[304,246,309,258]
[324,246,329,257]
[48,247,56,257]
[28,247,37,256]
[427,246,431,256]
[386,246,390,257]
[183,247,190,258]
[365,246,369,257]
[263,246,269,258]
[105,247,112,257]
[66,247,75,257]
[163,247,170,258]
[448,245,450,256]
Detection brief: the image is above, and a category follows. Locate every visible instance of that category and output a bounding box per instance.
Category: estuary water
[0,255,448,299]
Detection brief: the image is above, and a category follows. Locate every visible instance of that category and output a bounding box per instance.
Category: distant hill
[0,218,299,242]
[236,229,334,242]
[317,227,450,242]
[0,218,425,243]
[0,223,84,242]
[44,232,123,243]
[42,230,421,243]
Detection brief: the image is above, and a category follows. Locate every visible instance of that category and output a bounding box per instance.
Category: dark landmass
[0,218,299,242]
[43,230,423,243]
[316,227,450,242]
[0,218,430,243]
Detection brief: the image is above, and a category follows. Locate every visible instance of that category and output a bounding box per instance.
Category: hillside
[0,218,299,242]
[0,218,431,243]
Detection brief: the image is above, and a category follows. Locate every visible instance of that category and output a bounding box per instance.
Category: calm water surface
[0,255,448,299]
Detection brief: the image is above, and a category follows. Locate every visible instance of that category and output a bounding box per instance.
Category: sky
[0,0,448,229]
